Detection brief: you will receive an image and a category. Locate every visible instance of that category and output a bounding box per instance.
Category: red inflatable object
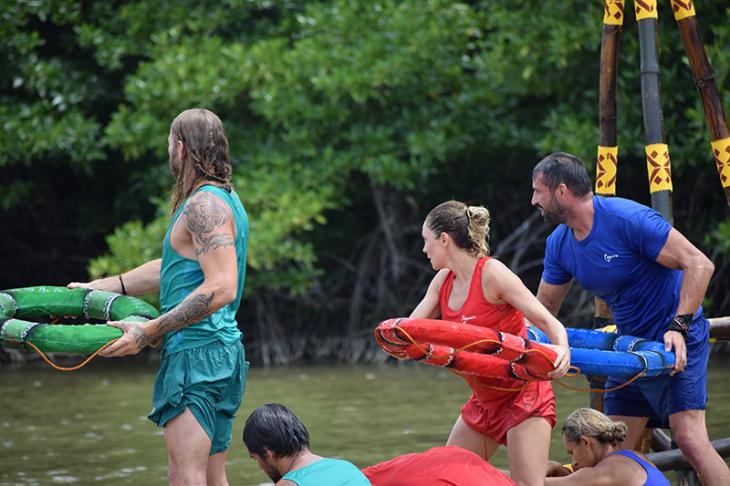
[375,318,556,385]
[362,446,516,486]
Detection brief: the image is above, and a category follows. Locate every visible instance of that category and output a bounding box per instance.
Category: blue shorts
[605,316,709,428]
[148,340,248,454]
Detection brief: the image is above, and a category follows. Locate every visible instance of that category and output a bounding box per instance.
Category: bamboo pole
[636,0,674,223]
[647,438,730,471]
[709,316,730,340]
[634,0,676,459]
[596,0,623,197]
[591,0,626,413]
[669,1,730,207]
[652,428,673,452]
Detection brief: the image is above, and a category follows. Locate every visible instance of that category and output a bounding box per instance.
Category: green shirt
[159,185,248,355]
[282,458,371,486]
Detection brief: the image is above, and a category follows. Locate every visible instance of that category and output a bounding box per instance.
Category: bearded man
[530,152,729,486]
[70,108,249,486]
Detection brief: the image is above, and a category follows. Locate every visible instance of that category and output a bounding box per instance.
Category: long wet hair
[425,200,490,257]
[562,408,628,446]
[243,403,310,458]
[169,108,232,213]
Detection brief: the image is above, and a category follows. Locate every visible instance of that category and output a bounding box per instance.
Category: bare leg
[446,414,500,460]
[164,408,211,486]
[608,415,648,450]
[206,451,230,486]
[505,417,551,486]
[669,409,730,486]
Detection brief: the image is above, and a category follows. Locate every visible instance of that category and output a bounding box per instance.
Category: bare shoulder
[482,257,509,272]
[481,257,517,283]
[428,268,451,291]
[595,453,643,483]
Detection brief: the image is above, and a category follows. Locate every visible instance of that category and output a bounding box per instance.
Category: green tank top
[282,458,371,486]
[159,185,248,355]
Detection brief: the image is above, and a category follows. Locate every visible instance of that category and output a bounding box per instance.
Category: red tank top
[439,257,526,337]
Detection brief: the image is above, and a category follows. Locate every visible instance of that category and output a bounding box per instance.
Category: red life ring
[375,318,556,387]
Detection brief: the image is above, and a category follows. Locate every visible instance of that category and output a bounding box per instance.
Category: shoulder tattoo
[183,192,235,256]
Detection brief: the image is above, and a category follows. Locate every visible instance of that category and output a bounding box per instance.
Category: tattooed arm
[100,191,238,357]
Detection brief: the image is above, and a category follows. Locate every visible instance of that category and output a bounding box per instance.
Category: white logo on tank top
[603,253,619,262]
[461,315,476,322]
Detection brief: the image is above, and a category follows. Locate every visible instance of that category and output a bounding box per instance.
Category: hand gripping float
[0,286,159,370]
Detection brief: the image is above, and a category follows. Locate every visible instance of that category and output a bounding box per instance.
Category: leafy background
[2,0,729,364]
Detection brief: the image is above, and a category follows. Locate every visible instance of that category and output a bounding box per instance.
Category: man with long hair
[70,108,249,486]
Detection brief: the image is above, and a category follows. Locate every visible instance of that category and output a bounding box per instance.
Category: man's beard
[264,464,282,482]
[536,201,566,226]
[169,151,182,180]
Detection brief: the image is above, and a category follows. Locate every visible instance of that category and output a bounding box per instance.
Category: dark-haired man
[243,403,370,485]
[531,152,729,485]
[70,108,249,485]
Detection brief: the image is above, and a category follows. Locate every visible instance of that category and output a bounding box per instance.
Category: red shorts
[461,380,556,445]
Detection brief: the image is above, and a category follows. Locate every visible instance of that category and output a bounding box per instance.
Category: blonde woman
[410,200,570,486]
[546,408,670,485]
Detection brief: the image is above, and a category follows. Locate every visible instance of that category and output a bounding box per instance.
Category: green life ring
[0,286,159,355]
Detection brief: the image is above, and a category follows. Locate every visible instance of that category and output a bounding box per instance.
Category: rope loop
[26,339,119,372]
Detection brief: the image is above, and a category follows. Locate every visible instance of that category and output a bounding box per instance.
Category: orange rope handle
[375,325,435,359]
[450,367,530,392]
[553,368,647,393]
[25,339,119,372]
[456,338,557,369]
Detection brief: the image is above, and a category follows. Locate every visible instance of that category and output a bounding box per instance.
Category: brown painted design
[646,144,673,193]
[635,0,657,20]
[596,146,618,195]
[604,0,625,25]
[712,137,730,188]
[670,0,695,20]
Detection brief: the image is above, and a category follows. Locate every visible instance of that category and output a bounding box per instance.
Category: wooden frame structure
[593,2,730,484]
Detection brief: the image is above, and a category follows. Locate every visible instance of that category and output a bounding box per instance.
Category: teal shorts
[148,340,248,454]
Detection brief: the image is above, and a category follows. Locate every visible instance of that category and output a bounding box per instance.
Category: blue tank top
[609,450,670,486]
[159,185,249,355]
[282,458,371,486]
[542,196,700,340]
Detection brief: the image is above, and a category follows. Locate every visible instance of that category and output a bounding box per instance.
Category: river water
[1,358,728,485]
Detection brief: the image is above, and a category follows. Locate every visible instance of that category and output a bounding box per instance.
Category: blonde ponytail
[426,201,491,257]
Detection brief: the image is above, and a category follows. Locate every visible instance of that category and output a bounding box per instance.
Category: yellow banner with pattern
[635,0,658,20]
[646,143,672,193]
[712,137,730,189]
[670,0,695,21]
[596,146,618,195]
[604,0,625,25]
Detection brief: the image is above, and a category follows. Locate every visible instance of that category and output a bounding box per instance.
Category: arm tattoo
[155,292,215,336]
[183,192,236,256]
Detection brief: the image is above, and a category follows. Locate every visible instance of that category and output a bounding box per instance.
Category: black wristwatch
[667,314,693,338]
